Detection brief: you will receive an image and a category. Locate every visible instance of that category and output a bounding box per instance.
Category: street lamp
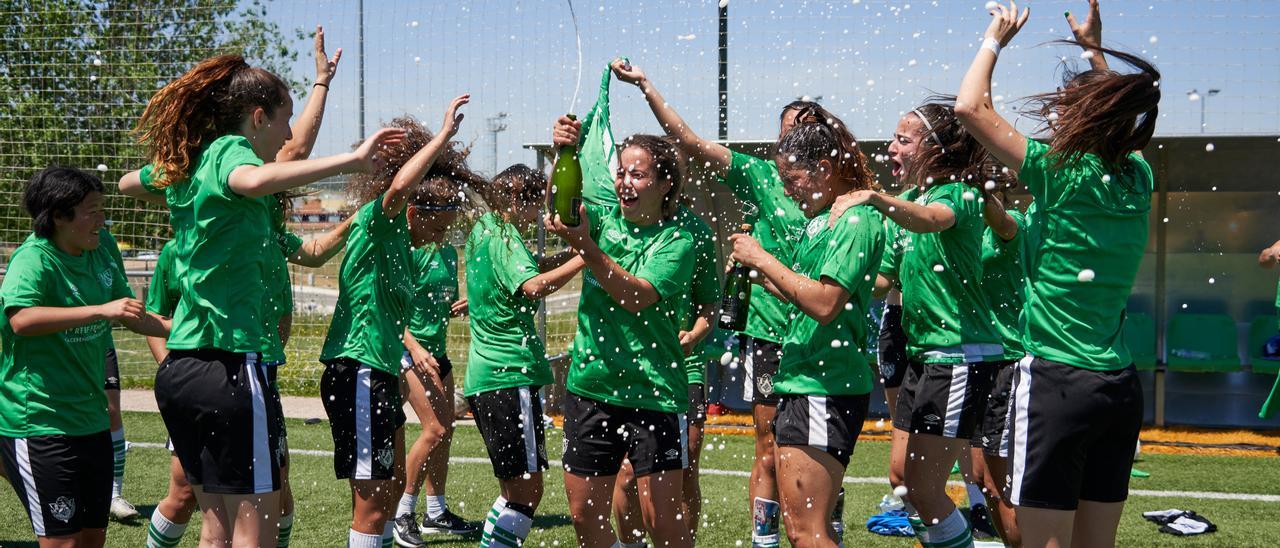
[486,112,509,175]
[1187,89,1220,134]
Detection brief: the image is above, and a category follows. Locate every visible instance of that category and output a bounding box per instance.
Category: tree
[0,0,299,253]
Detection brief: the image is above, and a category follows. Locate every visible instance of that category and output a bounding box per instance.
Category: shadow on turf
[0,541,37,547]
[534,514,572,528]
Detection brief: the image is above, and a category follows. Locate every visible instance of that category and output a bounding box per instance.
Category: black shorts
[400,351,454,380]
[104,347,120,391]
[892,360,998,440]
[687,382,707,424]
[261,363,289,468]
[155,349,284,495]
[773,393,870,468]
[467,386,548,480]
[1007,356,1143,510]
[561,392,687,477]
[0,431,112,537]
[877,305,909,389]
[321,359,407,481]
[975,359,1018,456]
[742,337,782,405]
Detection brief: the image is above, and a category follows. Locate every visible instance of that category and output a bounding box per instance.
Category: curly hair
[345,115,486,210]
[775,106,877,193]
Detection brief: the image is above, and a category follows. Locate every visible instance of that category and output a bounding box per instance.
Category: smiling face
[247,96,295,162]
[408,207,458,247]
[54,191,106,254]
[614,145,671,223]
[888,113,927,183]
[775,156,835,217]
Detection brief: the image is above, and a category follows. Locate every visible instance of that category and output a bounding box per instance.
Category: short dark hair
[23,166,105,238]
[483,163,546,214]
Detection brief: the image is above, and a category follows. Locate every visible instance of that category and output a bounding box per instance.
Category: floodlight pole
[487,113,510,175]
[358,0,366,137]
[718,2,728,141]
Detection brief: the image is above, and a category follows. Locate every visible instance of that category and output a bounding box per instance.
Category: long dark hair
[619,134,686,219]
[135,54,290,189]
[479,164,546,220]
[906,97,1008,191]
[776,106,876,192]
[1025,41,1160,170]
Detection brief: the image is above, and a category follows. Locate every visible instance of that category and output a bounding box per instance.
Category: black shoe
[392,514,426,547]
[970,504,1000,540]
[420,509,479,535]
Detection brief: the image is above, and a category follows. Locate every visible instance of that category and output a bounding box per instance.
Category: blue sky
[264,0,1280,175]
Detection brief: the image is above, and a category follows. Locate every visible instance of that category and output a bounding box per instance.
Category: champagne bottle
[550,114,584,226]
[718,223,755,331]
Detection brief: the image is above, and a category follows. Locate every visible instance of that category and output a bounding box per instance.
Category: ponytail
[776,106,876,192]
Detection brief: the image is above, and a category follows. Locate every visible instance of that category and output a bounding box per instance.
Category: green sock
[276,513,293,547]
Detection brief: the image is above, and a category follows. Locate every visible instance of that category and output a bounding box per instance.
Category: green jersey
[1018,139,1152,371]
[568,204,695,413]
[677,206,720,386]
[723,151,806,343]
[320,198,415,374]
[981,210,1028,361]
[878,187,919,280]
[408,244,459,358]
[899,181,1003,364]
[146,241,181,317]
[463,213,551,396]
[139,135,270,352]
[0,235,133,436]
[775,206,884,396]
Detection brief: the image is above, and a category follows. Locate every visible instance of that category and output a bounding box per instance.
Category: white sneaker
[109,497,140,521]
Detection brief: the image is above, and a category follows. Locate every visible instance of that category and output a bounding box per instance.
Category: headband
[912,108,946,151]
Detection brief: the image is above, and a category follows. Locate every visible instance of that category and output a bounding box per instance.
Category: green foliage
[0,0,299,252]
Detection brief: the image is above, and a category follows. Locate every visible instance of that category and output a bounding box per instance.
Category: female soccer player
[0,167,169,547]
[319,99,470,548]
[118,53,402,546]
[608,59,810,547]
[957,1,1158,545]
[548,117,695,548]
[728,112,882,548]
[453,164,583,548]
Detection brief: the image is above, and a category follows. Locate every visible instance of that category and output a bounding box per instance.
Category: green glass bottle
[718,223,755,331]
[550,113,583,226]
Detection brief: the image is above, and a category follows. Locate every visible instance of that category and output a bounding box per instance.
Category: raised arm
[728,233,849,325]
[382,94,469,218]
[228,127,406,198]
[982,190,1020,242]
[288,215,355,267]
[6,297,166,338]
[277,25,342,163]
[611,59,732,176]
[954,1,1031,173]
[118,170,167,205]
[1066,0,1109,72]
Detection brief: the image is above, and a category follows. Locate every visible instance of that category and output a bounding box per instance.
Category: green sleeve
[634,232,695,301]
[276,231,304,257]
[145,246,177,317]
[584,203,612,243]
[723,150,778,204]
[691,236,721,305]
[215,137,265,196]
[1019,139,1051,204]
[361,197,404,240]
[819,207,884,293]
[495,229,541,297]
[878,221,902,277]
[0,249,48,313]
[925,182,961,216]
[138,164,164,196]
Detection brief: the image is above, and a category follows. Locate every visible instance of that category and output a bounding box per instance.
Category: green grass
[2,412,1277,546]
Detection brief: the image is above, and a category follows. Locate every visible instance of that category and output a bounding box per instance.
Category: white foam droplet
[410,20,419,27]
[830,340,842,348]
[719,0,729,7]
[96,164,108,172]
[984,1,998,10]
[984,180,997,191]
[1149,35,1159,44]
[719,351,734,366]
[1081,51,1095,60]
[893,485,909,498]
[1078,268,1096,282]
[962,191,976,201]
[933,264,945,273]
[1205,143,1215,152]
[1048,112,1060,122]
[93,58,102,66]
[1208,277,1216,284]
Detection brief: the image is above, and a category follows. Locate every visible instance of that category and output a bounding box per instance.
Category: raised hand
[610,58,646,86]
[353,127,408,173]
[985,0,1031,47]
[552,115,581,148]
[1066,0,1103,51]
[440,94,470,139]
[313,25,342,85]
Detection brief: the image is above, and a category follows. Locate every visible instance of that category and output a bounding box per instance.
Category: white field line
[129,443,1280,503]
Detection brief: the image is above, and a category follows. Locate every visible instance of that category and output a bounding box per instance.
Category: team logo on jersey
[605,228,626,244]
[756,373,774,397]
[376,446,394,470]
[805,216,827,238]
[49,496,75,522]
[98,269,114,289]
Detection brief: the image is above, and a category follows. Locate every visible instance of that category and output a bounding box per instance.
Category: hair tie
[912,108,946,151]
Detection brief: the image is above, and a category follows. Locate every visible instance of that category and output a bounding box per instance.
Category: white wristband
[981,37,1002,57]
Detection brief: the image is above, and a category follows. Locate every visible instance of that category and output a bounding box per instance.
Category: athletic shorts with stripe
[892,360,998,440]
[974,359,1018,456]
[1007,356,1142,510]
[773,393,870,468]
[467,386,548,480]
[687,382,707,425]
[741,337,782,405]
[104,347,120,391]
[0,431,112,537]
[400,351,454,380]
[561,392,687,477]
[155,349,284,494]
[877,304,909,389]
[263,362,289,469]
[321,359,407,481]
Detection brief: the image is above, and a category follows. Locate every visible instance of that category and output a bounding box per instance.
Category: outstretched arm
[118,170,167,205]
[228,127,405,198]
[277,25,342,163]
[612,59,732,177]
[288,215,355,267]
[955,1,1031,173]
[520,255,586,300]
[382,94,469,219]
[834,190,956,234]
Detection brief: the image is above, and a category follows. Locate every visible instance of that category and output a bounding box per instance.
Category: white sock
[966,482,987,508]
[146,510,187,548]
[922,508,972,547]
[396,493,418,517]
[489,503,534,547]
[111,427,126,499]
[346,529,379,548]
[381,521,394,548]
[425,494,447,519]
[481,496,508,546]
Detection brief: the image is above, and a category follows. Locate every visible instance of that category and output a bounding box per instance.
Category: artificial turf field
[1,412,1277,547]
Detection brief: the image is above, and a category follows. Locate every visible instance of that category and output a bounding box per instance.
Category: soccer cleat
[109,497,140,522]
[969,504,999,540]
[420,509,478,535]
[392,514,426,547]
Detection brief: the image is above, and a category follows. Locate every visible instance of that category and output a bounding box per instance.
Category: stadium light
[1188,88,1221,133]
